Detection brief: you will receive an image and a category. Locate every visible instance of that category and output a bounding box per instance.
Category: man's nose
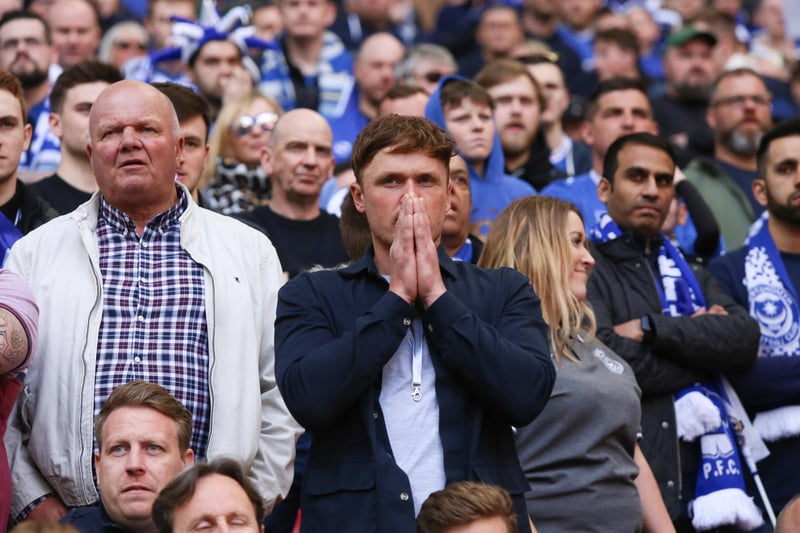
[642,176,658,196]
[125,449,145,473]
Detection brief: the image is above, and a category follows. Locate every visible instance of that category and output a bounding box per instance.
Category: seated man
[63,380,195,532]
[152,457,264,533]
[417,481,518,533]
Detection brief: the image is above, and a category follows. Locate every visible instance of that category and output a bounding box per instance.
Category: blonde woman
[202,90,282,214]
[479,196,673,533]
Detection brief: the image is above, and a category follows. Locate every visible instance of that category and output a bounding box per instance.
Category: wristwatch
[641,314,656,345]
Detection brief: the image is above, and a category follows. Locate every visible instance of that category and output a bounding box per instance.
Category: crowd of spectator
[0,0,799,531]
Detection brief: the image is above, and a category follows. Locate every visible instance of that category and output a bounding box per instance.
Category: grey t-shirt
[515,335,643,532]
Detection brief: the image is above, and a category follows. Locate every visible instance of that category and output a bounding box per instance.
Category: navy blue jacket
[708,246,800,512]
[275,248,554,532]
[62,503,127,532]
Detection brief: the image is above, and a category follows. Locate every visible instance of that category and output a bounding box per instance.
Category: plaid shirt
[94,188,210,460]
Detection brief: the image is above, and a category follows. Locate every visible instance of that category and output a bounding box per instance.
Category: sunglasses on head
[231,111,280,137]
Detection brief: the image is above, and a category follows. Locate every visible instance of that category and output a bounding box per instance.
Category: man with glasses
[0,10,60,173]
[394,44,456,95]
[708,119,800,517]
[685,68,773,249]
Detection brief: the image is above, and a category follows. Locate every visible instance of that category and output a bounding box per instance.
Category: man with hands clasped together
[274,114,554,533]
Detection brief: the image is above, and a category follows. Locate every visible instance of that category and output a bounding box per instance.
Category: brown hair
[95,380,193,453]
[381,83,429,103]
[594,28,641,55]
[416,481,517,533]
[49,60,122,114]
[151,457,265,532]
[351,114,455,185]
[439,78,494,112]
[475,58,546,111]
[340,192,372,261]
[0,69,28,122]
[153,82,212,139]
[584,77,649,122]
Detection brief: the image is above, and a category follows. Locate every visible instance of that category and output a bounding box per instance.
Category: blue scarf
[259,32,354,119]
[591,213,763,531]
[743,212,800,442]
[0,210,22,266]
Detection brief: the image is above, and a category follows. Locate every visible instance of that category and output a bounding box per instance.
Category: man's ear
[706,107,716,130]
[580,120,594,146]
[752,178,768,208]
[261,147,272,175]
[182,448,195,466]
[48,113,62,139]
[350,182,366,213]
[597,176,612,204]
[22,123,32,152]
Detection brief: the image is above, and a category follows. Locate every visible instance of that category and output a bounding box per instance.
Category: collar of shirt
[99,185,188,237]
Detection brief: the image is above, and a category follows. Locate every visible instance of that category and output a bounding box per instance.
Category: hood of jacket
[424,74,509,185]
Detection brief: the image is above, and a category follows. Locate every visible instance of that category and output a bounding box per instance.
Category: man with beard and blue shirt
[708,118,800,517]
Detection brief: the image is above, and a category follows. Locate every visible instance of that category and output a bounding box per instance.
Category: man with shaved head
[237,107,347,532]
[5,80,302,522]
[238,108,348,279]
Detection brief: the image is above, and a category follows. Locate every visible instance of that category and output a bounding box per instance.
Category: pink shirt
[0,268,38,531]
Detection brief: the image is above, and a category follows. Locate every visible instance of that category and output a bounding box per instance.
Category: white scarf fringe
[753,405,800,442]
[690,488,764,531]
[676,390,722,441]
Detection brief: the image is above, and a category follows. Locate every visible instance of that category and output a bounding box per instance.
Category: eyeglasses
[420,71,447,84]
[711,94,772,109]
[113,41,147,51]
[1,37,47,51]
[230,111,279,137]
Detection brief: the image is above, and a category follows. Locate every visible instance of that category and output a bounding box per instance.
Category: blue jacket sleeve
[421,269,555,427]
[728,356,800,412]
[275,276,413,430]
[274,268,555,431]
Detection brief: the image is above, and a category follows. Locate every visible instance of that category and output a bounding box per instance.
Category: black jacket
[6,180,58,235]
[587,231,759,519]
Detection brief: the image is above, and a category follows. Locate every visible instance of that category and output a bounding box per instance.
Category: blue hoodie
[425,75,536,238]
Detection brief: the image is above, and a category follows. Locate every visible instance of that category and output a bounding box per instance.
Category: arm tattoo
[0,308,29,373]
